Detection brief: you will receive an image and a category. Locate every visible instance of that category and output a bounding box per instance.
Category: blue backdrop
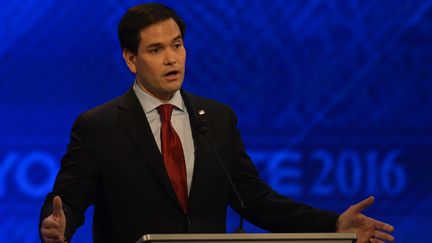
[1,0,431,242]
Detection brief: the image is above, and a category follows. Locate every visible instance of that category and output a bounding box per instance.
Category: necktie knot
[157,104,174,122]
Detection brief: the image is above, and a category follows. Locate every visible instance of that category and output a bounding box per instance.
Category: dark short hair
[118,3,186,54]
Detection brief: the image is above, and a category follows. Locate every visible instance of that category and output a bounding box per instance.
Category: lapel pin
[198,109,205,116]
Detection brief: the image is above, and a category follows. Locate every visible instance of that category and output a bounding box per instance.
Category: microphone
[195,109,245,233]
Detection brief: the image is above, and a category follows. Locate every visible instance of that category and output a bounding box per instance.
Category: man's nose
[163,50,176,65]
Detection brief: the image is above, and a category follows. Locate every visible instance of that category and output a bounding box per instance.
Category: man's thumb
[53,196,64,218]
[353,196,375,213]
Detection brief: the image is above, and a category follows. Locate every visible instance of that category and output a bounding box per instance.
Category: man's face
[123,18,186,101]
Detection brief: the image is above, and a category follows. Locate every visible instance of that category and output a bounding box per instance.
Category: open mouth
[165,70,179,77]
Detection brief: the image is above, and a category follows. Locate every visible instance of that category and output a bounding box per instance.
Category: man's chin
[166,81,183,92]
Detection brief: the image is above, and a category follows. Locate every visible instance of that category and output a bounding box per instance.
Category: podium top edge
[140,233,357,242]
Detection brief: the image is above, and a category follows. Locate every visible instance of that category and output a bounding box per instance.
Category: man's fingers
[42,218,61,229]
[53,196,64,218]
[373,230,395,242]
[41,227,65,243]
[375,221,394,233]
[351,196,374,213]
[41,227,63,239]
[369,217,394,232]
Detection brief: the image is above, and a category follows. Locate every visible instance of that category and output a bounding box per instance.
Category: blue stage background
[1,0,431,242]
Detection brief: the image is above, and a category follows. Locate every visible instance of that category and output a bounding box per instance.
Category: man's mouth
[164,70,180,77]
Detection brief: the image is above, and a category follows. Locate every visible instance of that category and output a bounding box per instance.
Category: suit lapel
[183,91,231,217]
[181,90,214,212]
[116,89,182,212]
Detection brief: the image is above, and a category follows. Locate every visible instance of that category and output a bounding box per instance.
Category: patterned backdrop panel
[1,0,431,242]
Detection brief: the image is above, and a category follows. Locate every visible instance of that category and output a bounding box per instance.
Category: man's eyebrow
[172,35,182,42]
[145,43,163,49]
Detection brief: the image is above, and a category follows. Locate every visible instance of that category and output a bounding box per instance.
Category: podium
[137,233,357,243]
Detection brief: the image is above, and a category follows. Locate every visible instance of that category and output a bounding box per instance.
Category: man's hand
[40,196,67,243]
[336,196,394,243]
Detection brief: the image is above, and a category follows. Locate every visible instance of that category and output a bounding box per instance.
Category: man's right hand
[40,196,67,243]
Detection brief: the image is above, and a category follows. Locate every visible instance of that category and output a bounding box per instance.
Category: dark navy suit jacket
[40,88,338,242]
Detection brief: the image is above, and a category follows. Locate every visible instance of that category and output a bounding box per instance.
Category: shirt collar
[133,81,185,114]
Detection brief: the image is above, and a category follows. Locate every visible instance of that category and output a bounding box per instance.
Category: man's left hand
[336,196,394,243]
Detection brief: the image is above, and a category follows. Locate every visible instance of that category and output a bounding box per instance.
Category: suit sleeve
[39,113,100,241]
[227,109,339,233]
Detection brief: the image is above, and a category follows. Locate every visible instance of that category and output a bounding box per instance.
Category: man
[39,3,394,243]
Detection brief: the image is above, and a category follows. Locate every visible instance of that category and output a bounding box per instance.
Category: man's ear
[122,49,137,74]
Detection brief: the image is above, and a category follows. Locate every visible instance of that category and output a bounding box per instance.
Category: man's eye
[174,43,182,49]
[149,48,161,53]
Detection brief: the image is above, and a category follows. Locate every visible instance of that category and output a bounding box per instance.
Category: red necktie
[157,104,188,213]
